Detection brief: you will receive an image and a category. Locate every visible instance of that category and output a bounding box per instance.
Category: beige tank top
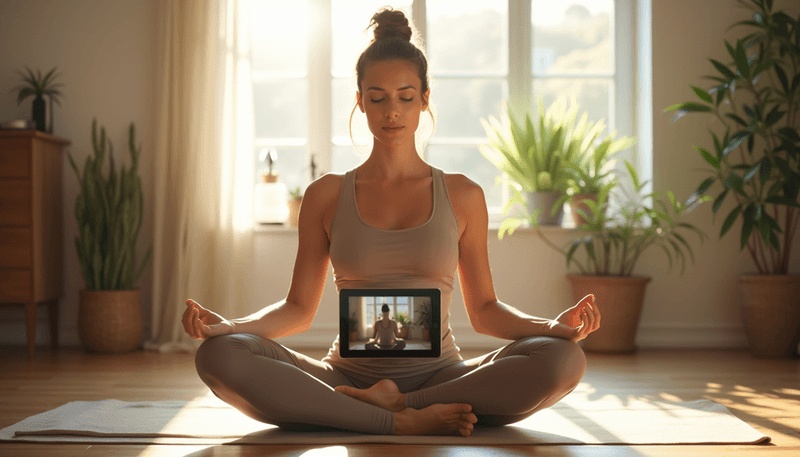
[322,166,464,379]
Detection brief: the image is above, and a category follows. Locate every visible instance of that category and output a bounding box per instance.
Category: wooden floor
[0,346,798,456]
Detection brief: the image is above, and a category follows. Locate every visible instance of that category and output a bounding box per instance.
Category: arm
[449,175,599,341]
[183,175,337,340]
[372,323,378,339]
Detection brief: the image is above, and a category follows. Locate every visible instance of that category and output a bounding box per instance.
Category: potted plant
[481,97,582,225]
[501,162,705,352]
[349,312,359,342]
[67,119,152,353]
[395,312,410,339]
[13,66,63,133]
[288,186,303,227]
[558,116,636,227]
[664,0,800,357]
[415,299,432,341]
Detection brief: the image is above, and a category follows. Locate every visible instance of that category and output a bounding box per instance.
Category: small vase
[288,198,302,227]
[527,191,564,225]
[32,96,46,132]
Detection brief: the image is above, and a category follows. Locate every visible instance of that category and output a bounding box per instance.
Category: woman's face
[357,59,430,149]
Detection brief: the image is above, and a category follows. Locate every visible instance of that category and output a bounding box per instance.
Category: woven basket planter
[739,274,800,358]
[78,289,142,353]
[567,275,651,353]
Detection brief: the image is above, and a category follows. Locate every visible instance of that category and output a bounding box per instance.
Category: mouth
[383,126,404,133]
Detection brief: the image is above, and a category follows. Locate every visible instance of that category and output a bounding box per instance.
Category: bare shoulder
[443,172,487,236]
[303,172,345,237]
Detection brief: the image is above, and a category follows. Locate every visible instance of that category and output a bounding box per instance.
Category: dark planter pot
[527,191,564,225]
[567,275,651,353]
[78,289,142,353]
[739,274,800,358]
[32,96,46,132]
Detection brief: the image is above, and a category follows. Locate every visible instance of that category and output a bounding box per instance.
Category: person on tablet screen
[182,7,600,437]
[366,304,406,350]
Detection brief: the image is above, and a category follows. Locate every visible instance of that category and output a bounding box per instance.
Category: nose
[384,101,400,119]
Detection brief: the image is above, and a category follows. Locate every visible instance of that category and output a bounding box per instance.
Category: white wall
[1,0,798,350]
[0,0,157,347]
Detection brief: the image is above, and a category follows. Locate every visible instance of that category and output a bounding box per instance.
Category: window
[249,0,641,220]
[363,296,413,325]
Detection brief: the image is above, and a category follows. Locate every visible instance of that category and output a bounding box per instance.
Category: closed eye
[369,98,385,103]
[400,97,413,102]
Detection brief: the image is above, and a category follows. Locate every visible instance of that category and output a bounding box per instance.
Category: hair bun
[370,8,413,42]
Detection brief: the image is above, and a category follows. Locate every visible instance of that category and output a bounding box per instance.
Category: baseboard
[0,320,750,351]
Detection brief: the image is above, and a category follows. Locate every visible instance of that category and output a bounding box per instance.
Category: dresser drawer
[0,137,31,178]
[0,228,31,267]
[0,269,31,303]
[0,180,31,225]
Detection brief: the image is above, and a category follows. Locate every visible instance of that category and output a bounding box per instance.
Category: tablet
[339,288,441,358]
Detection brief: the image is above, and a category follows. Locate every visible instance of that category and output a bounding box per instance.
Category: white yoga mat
[0,392,770,445]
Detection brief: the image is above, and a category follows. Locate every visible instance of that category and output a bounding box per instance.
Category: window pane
[427,0,508,75]
[253,146,308,193]
[251,0,308,73]
[397,304,409,318]
[331,0,413,77]
[333,145,367,173]
[253,80,308,138]
[426,145,502,209]
[431,78,506,139]
[332,77,359,142]
[531,0,613,75]
[532,78,612,129]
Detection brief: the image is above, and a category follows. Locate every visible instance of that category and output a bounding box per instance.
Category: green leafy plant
[508,162,706,276]
[415,299,432,329]
[664,0,799,274]
[395,312,410,327]
[481,97,585,195]
[13,66,63,131]
[67,119,152,290]
[289,186,304,200]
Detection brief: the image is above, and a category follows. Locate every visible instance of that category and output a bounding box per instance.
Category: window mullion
[308,0,332,180]
[508,0,531,120]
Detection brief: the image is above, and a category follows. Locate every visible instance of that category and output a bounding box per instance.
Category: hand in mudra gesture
[182,299,234,340]
[556,294,600,342]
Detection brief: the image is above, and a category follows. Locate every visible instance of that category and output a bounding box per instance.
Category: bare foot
[335,379,405,412]
[394,404,478,436]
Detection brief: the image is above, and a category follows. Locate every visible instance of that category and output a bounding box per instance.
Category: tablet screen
[339,288,441,358]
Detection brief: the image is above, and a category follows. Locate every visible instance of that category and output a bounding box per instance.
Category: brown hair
[349,8,436,147]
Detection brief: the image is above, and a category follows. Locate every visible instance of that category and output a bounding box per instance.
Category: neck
[360,142,428,181]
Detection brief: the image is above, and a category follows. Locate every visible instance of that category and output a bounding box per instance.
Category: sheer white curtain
[146,0,255,352]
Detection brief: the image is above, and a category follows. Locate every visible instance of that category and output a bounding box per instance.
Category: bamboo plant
[68,120,152,290]
[664,0,800,274]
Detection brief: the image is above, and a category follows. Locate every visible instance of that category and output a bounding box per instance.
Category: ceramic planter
[569,193,602,227]
[738,274,800,358]
[78,289,142,353]
[527,191,564,225]
[288,198,302,227]
[567,275,651,353]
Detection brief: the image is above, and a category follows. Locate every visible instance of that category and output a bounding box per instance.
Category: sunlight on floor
[300,446,348,456]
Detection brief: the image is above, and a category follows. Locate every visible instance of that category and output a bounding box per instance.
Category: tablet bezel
[339,288,441,358]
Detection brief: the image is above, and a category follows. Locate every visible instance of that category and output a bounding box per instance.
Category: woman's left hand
[555,294,600,342]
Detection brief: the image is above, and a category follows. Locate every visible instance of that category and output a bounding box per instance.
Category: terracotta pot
[738,274,800,358]
[78,289,142,353]
[567,275,651,353]
[422,328,430,341]
[527,191,564,225]
[288,198,302,227]
[570,193,602,227]
[349,331,357,342]
[399,327,409,339]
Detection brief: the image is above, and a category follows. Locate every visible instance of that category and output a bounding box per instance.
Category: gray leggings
[195,334,586,435]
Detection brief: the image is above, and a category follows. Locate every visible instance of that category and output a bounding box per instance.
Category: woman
[366,304,406,350]
[183,8,600,437]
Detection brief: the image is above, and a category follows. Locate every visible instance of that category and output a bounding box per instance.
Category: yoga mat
[0,391,770,445]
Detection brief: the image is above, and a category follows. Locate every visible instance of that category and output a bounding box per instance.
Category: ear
[356,91,365,113]
[421,88,431,112]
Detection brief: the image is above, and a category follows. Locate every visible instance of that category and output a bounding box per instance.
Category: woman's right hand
[182,299,235,340]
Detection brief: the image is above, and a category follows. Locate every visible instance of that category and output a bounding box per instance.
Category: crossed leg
[194,333,476,435]
[337,336,586,426]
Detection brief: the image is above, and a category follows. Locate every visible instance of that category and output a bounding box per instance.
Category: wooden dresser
[0,131,70,357]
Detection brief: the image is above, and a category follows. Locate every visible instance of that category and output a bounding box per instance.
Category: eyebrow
[365,85,418,92]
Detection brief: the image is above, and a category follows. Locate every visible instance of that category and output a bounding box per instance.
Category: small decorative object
[254,148,289,224]
[502,162,705,352]
[395,312,410,339]
[68,119,152,353]
[481,98,587,226]
[288,186,303,227]
[13,66,63,133]
[664,0,800,357]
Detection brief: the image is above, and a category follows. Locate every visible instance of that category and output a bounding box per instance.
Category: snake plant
[67,119,152,290]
